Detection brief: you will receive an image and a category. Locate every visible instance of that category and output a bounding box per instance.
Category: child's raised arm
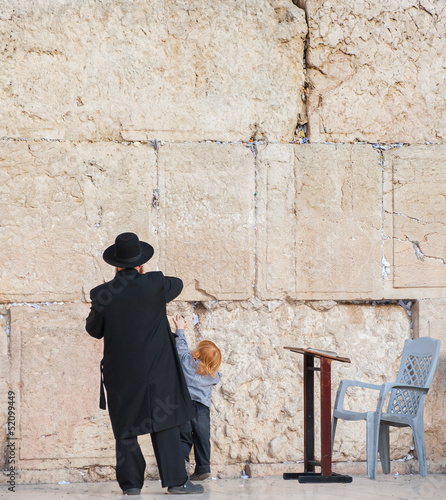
[173,315,193,362]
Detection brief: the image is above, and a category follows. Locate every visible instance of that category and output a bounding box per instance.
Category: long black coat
[86,268,195,440]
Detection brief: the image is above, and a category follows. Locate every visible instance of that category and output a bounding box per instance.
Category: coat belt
[100,360,106,410]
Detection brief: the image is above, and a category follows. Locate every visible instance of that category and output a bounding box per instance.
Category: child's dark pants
[179,400,211,474]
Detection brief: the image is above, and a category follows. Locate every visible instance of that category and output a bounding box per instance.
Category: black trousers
[116,426,187,491]
[179,401,211,474]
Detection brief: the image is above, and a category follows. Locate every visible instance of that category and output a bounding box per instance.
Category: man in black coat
[86,232,204,495]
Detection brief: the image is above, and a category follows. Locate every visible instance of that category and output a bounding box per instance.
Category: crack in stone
[253,152,259,296]
[409,241,446,265]
[411,240,425,261]
[385,235,446,265]
[194,280,218,301]
[386,210,446,226]
[418,1,434,18]
[152,139,161,272]
[379,148,390,279]
[386,210,424,224]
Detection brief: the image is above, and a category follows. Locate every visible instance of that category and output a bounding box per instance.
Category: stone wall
[305,0,446,144]
[1,0,445,484]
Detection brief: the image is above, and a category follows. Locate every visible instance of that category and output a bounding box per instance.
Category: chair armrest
[379,382,429,397]
[334,379,383,411]
[339,380,382,391]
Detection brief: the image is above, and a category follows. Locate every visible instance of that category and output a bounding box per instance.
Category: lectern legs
[320,356,332,475]
[283,354,352,483]
[303,353,315,472]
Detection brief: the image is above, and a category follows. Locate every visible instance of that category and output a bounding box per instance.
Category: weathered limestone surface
[0,309,9,471]
[2,141,445,304]
[413,299,446,460]
[0,140,156,302]
[256,143,383,300]
[191,300,411,464]
[9,303,116,469]
[158,143,255,301]
[1,300,412,478]
[0,0,445,484]
[305,0,446,143]
[0,0,306,142]
[383,146,446,292]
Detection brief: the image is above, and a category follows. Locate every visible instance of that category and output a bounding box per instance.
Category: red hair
[192,340,222,377]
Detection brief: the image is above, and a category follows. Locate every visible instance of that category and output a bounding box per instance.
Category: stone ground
[1,475,445,500]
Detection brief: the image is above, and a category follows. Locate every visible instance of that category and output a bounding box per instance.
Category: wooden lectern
[283,347,353,483]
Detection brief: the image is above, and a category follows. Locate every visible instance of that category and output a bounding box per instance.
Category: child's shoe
[190,472,210,481]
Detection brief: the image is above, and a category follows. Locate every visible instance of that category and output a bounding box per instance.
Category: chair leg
[366,412,380,480]
[413,425,427,477]
[331,416,338,455]
[378,422,390,474]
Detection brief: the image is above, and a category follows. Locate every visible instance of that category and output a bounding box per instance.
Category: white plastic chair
[331,336,441,479]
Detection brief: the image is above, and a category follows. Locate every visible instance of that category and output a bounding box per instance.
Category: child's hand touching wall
[173,313,186,330]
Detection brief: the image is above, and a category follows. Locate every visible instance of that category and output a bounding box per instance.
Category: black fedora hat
[103,232,154,268]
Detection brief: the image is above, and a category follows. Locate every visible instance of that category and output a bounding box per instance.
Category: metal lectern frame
[283,347,353,484]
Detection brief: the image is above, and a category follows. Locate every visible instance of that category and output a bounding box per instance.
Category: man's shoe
[123,488,141,495]
[167,478,204,494]
[190,472,210,481]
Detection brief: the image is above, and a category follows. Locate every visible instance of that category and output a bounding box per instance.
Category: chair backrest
[387,337,441,417]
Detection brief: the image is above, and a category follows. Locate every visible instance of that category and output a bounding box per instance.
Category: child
[173,314,222,481]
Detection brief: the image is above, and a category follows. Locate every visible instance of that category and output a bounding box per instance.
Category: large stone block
[0,0,306,142]
[0,140,156,303]
[305,1,446,143]
[157,143,255,301]
[9,303,117,469]
[256,143,383,300]
[384,146,446,291]
[191,300,411,464]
